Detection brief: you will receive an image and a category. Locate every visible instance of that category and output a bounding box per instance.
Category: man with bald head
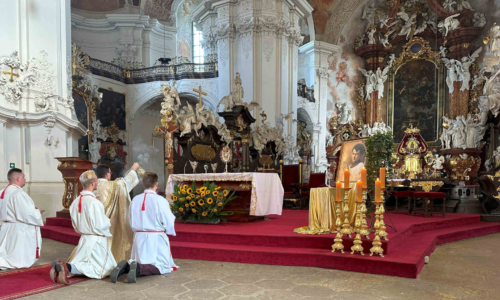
[0,168,44,269]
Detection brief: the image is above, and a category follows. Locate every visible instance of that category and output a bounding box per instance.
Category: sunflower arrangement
[171,181,238,223]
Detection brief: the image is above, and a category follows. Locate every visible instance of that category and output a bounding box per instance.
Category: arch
[297,107,314,134]
[129,80,220,122]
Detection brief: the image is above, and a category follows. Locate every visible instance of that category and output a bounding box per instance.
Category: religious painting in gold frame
[387,37,445,147]
[335,138,368,183]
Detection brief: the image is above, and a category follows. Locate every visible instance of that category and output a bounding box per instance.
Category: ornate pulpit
[55,157,94,218]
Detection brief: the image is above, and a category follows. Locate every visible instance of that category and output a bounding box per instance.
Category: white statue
[457,48,482,91]
[218,93,235,112]
[397,8,417,40]
[379,34,389,47]
[154,82,181,116]
[450,116,467,149]
[89,141,101,164]
[457,0,473,11]
[379,13,391,28]
[217,123,233,144]
[367,28,377,44]
[442,58,461,94]
[233,72,244,105]
[432,155,445,170]
[326,134,334,146]
[336,102,352,124]
[439,46,448,58]
[493,146,500,167]
[358,67,377,100]
[443,0,456,13]
[362,3,377,26]
[358,124,371,138]
[387,54,396,68]
[375,67,390,99]
[438,13,461,37]
[179,103,197,137]
[473,12,487,27]
[486,24,500,58]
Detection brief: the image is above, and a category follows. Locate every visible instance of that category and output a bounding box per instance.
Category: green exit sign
[9,163,15,168]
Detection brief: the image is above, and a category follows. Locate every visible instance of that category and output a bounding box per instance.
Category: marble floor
[18,234,500,300]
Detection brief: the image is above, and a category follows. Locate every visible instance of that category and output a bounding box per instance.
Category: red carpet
[41,210,500,278]
[0,264,88,300]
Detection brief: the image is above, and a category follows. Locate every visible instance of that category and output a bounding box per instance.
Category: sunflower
[217,195,223,200]
[190,194,195,198]
[207,198,213,204]
[201,191,207,197]
[196,195,200,199]
[215,186,221,191]
[196,189,201,194]
[179,207,184,212]
[200,187,207,192]
[218,202,223,206]
[186,196,192,200]
[183,184,188,190]
[192,208,196,213]
[181,189,186,195]
[223,190,229,196]
[172,195,178,201]
[213,208,218,213]
[198,199,205,206]
[212,191,219,196]
[180,198,185,202]
[185,203,189,207]
[190,201,196,207]
[202,212,208,217]
[187,188,193,194]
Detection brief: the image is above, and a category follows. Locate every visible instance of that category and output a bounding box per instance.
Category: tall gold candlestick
[340,187,352,238]
[332,199,344,253]
[378,188,389,241]
[369,202,384,257]
[359,188,370,239]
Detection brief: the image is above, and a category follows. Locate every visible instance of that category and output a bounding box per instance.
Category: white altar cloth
[165,173,283,216]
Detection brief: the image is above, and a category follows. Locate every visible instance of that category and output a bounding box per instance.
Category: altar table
[166,173,284,217]
[294,184,358,234]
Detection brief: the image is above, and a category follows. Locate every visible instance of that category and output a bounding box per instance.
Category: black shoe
[127,261,138,283]
[111,260,129,283]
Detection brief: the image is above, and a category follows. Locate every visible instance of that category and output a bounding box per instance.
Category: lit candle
[356,180,362,201]
[375,178,381,202]
[336,181,342,202]
[380,167,386,189]
[361,168,367,189]
[344,169,350,189]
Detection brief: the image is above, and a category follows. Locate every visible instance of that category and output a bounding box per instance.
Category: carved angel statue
[357,67,376,100]
[397,8,417,40]
[182,0,191,16]
[387,54,396,68]
[443,0,456,13]
[438,13,461,37]
[379,13,391,28]
[217,123,233,144]
[457,0,472,11]
[442,58,461,94]
[458,47,482,91]
[358,124,371,138]
[247,100,262,111]
[252,127,266,156]
[367,28,377,44]
[432,155,445,170]
[379,34,390,47]
[179,103,197,137]
[189,160,198,173]
[415,11,437,35]
[335,102,352,124]
[361,3,377,26]
[439,46,448,58]
[89,141,102,164]
[218,93,234,112]
[154,82,181,115]
[375,67,390,99]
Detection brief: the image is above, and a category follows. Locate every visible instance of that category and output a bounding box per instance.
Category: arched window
[192,22,204,64]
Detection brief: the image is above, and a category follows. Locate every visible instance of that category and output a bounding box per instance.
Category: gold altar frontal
[294,184,358,235]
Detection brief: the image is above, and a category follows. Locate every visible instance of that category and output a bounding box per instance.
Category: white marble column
[299,41,340,172]
[194,0,312,127]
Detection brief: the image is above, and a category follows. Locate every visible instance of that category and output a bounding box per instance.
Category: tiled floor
[20,233,500,299]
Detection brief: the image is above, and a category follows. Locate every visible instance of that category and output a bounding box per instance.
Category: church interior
[1,0,500,299]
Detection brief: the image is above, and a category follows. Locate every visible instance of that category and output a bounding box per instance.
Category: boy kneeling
[111,172,178,283]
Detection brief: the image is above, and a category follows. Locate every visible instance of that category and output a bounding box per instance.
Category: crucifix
[193,86,207,106]
[3,66,19,82]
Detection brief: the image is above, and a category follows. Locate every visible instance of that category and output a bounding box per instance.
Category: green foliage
[364,132,394,202]
[170,181,239,224]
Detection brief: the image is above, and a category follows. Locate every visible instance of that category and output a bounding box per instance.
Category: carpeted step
[40,225,80,245]
[170,222,500,278]
[45,217,73,228]
[170,214,482,254]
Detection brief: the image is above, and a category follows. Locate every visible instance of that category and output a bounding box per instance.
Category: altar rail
[87,58,219,84]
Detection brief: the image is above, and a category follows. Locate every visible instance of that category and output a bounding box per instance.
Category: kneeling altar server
[111,172,178,283]
[0,168,44,270]
[50,170,116,284]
